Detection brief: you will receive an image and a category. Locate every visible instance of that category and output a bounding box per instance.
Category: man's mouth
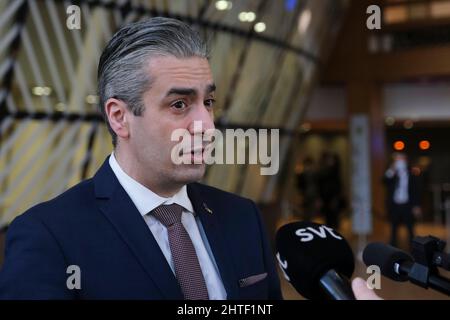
[190,148,204,155]
[180,148,205,155]
[178,148,204,156]
[178,144,211,156]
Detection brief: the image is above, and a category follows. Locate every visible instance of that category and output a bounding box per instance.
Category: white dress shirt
[385,167,409,204]
[394,167,409,204]
[109,153,227,299]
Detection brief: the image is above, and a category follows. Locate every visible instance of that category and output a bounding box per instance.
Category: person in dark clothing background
[296,157,319,221]
[317,152,343,230]
[384,152,422,249]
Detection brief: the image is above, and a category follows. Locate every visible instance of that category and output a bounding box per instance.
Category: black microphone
[363,242,450,295]
[275,221,355,300]
[362,242,412,282]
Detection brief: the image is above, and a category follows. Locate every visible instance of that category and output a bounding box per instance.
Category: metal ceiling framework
[0,0,347,227]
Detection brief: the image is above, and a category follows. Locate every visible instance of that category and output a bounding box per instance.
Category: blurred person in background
[384,152,422,249]
[317,152,344,229]
[296,157,319,221]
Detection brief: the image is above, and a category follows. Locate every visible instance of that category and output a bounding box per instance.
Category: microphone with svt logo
[275,221,356,300]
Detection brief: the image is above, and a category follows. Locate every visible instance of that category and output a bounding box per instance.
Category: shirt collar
[109,152,194,216]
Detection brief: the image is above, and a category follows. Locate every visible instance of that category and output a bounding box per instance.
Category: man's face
[128,55,215,189]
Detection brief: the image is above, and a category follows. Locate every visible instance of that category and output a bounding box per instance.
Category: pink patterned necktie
[152,203,209,300]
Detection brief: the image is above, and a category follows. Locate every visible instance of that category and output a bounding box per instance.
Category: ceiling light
[403,120,414,129]
[419,140,430,150]
[298,9,311,34]
[55,102,66,111]
[246,12,256,22]
[385,116,395,126]
[85,94,99,104]
[393,140,405,151]
[32,86,52,96]
[254,22,266,33]
[216,0,232,11]
[238,11,248,21]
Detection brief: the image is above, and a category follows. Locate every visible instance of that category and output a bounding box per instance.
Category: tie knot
[152,204,183,227]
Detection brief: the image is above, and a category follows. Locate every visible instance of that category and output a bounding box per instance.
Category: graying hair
[97,17,209,147]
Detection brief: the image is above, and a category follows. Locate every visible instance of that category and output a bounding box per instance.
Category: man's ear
[104,98,130,141]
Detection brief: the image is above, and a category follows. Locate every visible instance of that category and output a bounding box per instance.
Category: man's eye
[205,99,216,108]
[172,100,187,109]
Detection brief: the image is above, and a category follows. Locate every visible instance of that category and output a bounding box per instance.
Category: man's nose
[188,104,215,134]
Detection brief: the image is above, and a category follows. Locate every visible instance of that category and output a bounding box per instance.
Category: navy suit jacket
[0,158,282,300]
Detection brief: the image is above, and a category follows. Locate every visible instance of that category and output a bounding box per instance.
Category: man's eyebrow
[165,83,216,97]
[206,83,216,94]
[165,87,197,97]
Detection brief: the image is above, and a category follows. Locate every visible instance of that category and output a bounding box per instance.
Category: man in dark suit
[0,17,282,300]
[384,152,422,248]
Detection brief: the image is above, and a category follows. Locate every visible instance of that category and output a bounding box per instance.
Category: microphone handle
[398,261,450,296]
[319,269,356,300]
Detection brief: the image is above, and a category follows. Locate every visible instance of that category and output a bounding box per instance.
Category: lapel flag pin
[203,202,213,214]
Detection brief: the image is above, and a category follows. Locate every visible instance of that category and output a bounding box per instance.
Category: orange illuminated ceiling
[384,0,450,25]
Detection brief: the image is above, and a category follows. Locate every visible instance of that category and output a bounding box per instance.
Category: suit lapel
[94,159,183,299]
[187,183,239,299]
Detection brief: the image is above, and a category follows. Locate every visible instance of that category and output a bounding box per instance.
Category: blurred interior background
[0,0,450,299]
